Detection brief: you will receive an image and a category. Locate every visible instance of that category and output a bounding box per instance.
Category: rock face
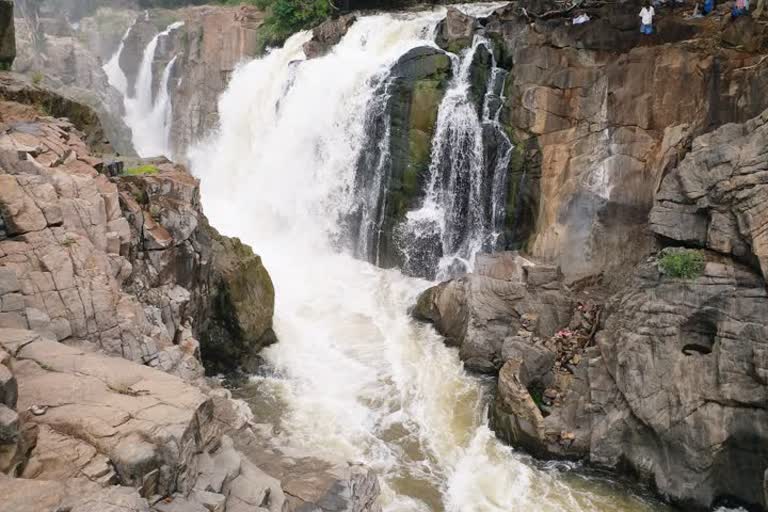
[482,3,768,280]
[651,108,768,280]
[0,77,381,511]
[415,105,768,510]
[413,252,572,373]
[115,162,277,375]
[13,6,135,155]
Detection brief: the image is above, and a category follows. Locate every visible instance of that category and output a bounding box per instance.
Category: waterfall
[102,18,136,99]
[103,20,184,159]
[190,9,666,512]
[396,36,512,279]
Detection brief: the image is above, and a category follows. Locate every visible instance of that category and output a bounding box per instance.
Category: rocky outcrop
[115,161,277,375]
[651,108,768,280]
[303,14,356,59]
[13,7,135,155]
[0,77,381,511]
[435,7,477,54]
[415,104,768,509]
[413,252,573,373]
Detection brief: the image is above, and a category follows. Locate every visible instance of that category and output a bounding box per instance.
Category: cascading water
[190,9,669,512]
[103,20,183,159]
[397,36,511,279]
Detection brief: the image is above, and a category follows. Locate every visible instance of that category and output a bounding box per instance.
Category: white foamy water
[190,9,667,512]
[103,20,183,158]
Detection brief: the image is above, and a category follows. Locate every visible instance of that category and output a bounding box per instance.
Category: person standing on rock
[640,1,655,34]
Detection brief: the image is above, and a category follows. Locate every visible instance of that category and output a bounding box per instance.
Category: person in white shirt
[640,2,655,34]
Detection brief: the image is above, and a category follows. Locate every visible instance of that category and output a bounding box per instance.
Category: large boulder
[435,7,478,54]
[413,252,572,373]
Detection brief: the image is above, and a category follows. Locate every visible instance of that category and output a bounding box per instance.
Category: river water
[189,7,671,512]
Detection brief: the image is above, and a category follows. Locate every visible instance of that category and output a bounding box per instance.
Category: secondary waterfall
[103,20,183,159]
[190,9,667,512]
[397,36,512,279]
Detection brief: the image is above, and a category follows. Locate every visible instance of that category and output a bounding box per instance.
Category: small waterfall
[104,20,184,159]
[102,18,137,99]
[397,36,512,279]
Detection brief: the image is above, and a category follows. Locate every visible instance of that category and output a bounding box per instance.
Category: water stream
[190,9,670,512]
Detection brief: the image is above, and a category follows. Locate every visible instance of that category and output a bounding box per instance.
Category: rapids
[190,7,670,512]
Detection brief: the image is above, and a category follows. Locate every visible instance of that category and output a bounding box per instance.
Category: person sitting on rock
[640,2,656,34]
[703,0,715,14]
[732,0,747,16]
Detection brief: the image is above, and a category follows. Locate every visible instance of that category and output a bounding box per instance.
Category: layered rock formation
[0,70,380,511]
[415,110,768,511]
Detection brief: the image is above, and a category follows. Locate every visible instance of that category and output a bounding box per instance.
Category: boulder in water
[435,7,478,54]
[303,14,357,59]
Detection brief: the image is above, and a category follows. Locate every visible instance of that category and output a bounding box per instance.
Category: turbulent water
[190,8,669,512]
[104,19,182,159]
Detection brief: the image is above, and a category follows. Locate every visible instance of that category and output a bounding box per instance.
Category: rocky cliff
[0,68,380,512]
[412,3,768,511]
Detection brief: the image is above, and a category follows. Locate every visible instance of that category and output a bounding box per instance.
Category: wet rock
[303,14,357,59]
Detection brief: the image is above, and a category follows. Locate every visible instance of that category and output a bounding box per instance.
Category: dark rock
[0,0,13,70]
[721,15,766,52]
[0,364,16,409]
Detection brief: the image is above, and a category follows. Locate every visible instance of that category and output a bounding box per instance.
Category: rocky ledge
[414,106,768,511]
[0,75,380,511]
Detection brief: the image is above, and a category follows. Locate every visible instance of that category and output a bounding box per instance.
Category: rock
[0,475,151,512]
[435,7,477,54]
[0,0,14,70]
[349,45,452,273]
[0,328,215,496]
[0,403,18,444]
[303,14,356,59]
[0,363,16,408]
[199,231,276,375]
[722,15,766,52]
[413,252,572,373]
[651,108,768,281]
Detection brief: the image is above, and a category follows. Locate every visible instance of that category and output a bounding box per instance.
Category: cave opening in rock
[680,309,718,355]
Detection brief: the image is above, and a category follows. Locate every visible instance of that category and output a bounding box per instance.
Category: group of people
[638,0,760,35]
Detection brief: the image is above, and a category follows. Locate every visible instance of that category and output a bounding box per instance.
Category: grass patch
[124,164,159,176]
[220,0,332,50]
[31,71,44,85]
[659,249,705,279]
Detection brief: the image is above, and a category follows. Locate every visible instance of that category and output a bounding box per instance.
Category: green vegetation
[124,164,160,176]
[221,0,333,50]
[31,71,44,85]
[659,249,706,279]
